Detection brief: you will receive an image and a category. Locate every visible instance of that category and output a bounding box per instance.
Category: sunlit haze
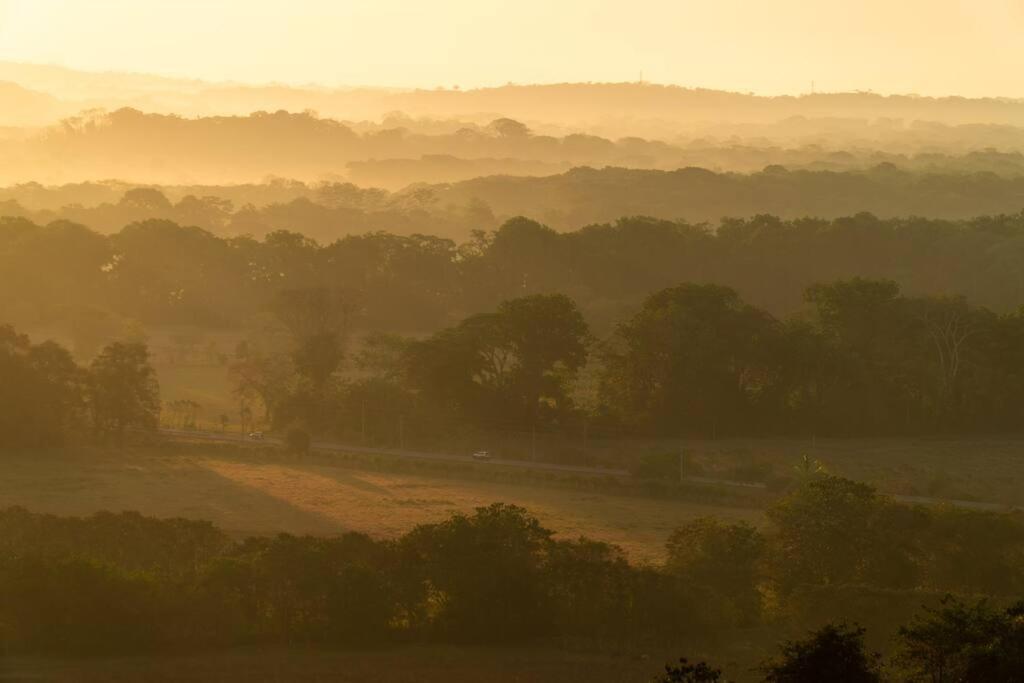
[1,0,1022,96]
[7,0,1024,681]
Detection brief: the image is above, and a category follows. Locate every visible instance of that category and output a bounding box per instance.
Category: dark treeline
[5,212,1024,332]
[8,164,1024,239]
[0,326,159,448]
[2,478,1024,681]
[435,165,1024,229]
[263,281,1024,443]
[6,212,1024,437]
[0,182,489,243]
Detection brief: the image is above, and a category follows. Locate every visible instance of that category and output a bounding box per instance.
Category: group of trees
[254,277,1024,442]
[7,211,1024,439]
[0,325,159,448]
[435,165,1024,229]
[2,477,1024,680]
[668,602,1024,682]
[600,279,1024,435]
[1,182,489,244]
[7,211,1024,338]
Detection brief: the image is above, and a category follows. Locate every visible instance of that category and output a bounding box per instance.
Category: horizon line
[4,59,1024,104]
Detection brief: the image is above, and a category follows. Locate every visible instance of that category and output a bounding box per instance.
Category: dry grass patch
[0,447,762,563]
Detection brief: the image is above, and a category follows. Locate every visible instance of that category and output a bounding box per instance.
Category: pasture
[0,444,763,564]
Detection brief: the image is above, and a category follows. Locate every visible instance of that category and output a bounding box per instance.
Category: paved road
[159,429,630,478]
[159,429,1020,511]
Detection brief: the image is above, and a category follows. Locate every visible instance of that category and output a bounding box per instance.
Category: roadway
[159,428,630,477]
[158,429,1017,510]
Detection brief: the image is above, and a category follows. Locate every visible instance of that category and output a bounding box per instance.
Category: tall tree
[88,342,160,443]
[406,293,589,427]
[761,623,882,682]
[0,326,86,448]
[665,518,764,623]
[273,287,354,393]
[600,283,780,435]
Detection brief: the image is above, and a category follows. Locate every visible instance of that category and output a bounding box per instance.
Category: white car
[248,431,265,441]
[472,450,492,461]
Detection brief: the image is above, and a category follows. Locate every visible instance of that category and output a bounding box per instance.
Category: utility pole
[398,414,405,450]
[360,401,366,445]
[531,425,537,462]
[680,451,686,484]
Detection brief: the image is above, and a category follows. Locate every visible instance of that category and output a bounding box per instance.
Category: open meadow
[3,432,1024,567]
[0,443,764,564]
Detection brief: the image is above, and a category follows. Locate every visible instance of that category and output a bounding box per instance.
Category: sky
[0,0,1022,97]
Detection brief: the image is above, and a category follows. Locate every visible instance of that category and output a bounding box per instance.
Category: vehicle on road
[472,450,492,461]
[248,431,265,441]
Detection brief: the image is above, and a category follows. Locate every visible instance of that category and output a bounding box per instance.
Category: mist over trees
[6,212,1024,333]
[7,62,1024,136]
[7,93,1024,186]
[0,327,158,448]
[6,163,1024,243]
[7,56,1024,681]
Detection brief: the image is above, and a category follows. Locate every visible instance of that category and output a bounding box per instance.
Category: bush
[761,623,882,682]
[0,557,162,654]
[653,658,723,682]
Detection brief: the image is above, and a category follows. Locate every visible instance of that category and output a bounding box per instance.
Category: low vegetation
[2,473,1024,680]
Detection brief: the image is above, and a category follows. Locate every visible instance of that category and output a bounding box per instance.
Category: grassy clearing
[0,445,762,564]
[4,433,1023,568]
[659,435,1024,506]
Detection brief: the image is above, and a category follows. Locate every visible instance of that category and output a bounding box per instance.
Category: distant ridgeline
[4,101,1024,186]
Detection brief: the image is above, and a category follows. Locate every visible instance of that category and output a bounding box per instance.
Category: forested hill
[4,212,1024,337]
[5,166,1024,241]
[432,165,1024,229]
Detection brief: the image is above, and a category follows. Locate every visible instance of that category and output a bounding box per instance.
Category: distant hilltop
[2,61,1024,135]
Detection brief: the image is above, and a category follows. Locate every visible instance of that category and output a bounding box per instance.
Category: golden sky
[1,0,1022,96]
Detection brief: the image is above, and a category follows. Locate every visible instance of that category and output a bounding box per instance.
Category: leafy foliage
[760,623,882,682]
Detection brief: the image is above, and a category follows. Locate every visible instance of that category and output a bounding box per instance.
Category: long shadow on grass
[85,452,348,538]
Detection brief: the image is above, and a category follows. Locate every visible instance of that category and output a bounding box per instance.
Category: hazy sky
[1,0,1022,96]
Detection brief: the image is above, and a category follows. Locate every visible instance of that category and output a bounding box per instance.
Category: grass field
[667,434,1024,506]
[149,361,1024,508]
[4,431,1024,569]
[0,445,763,564]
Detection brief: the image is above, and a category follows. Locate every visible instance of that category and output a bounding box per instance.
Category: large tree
[406,293,589,427]
[600,283,780,435]
[897,597,1024,683]
[273,287,354,394]
[665,517,764,624]
[88,342,160,442]
[0,326,86,448]
[761,623,882,682]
